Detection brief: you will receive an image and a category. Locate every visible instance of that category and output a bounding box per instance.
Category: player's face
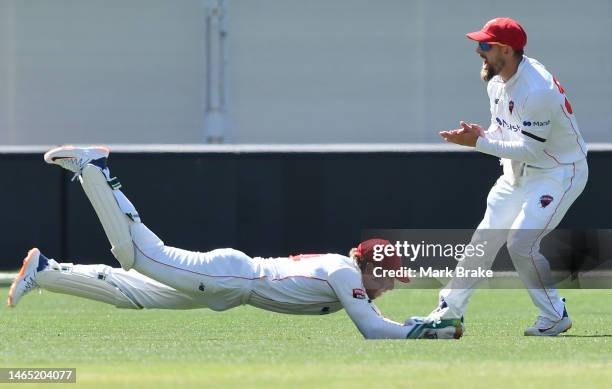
[476,43,506,82]
[361,262,395,299]
[366,277,395,300]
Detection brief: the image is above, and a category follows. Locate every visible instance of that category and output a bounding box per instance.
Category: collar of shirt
[502,55,527,88]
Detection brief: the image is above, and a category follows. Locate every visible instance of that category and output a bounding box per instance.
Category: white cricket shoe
[44,145,110,176]
[425,298,465,338]
[524,302,572,336]
[7,248,49,307]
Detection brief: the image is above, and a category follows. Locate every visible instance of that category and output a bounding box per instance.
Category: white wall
[0,0,610,144]
[0,0,207,144]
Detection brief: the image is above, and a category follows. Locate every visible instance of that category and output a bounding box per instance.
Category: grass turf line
[1,287,612,388]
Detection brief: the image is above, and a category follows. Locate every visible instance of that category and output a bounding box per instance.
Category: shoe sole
[43,145,110,164]
[562,323,572,333]
[7,248,40,308]
[524,321,572,336]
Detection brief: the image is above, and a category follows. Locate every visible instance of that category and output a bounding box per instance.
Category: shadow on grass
[562,334,612,338]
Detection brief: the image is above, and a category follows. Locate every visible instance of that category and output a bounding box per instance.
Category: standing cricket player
[7,146,461,340]
[435,17,588,336]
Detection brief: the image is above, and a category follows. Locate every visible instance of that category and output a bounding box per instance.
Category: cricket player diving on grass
[434,17,588,336]
[7,146,461,340]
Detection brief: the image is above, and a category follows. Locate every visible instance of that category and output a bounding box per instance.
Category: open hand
[439,121,484,147]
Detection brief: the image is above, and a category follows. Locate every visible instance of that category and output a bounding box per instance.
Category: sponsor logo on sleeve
[523,120,551,127]
[352,288,367,299]
[495,117,520,132]
[509,100,514,114]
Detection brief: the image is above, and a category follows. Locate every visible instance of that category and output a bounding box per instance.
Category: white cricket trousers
[440,158,588,320]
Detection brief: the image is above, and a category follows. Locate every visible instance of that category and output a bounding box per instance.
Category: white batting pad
[80,165,135,270]
[36,264,139,309]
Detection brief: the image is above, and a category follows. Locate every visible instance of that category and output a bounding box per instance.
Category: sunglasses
[478,41,508,51]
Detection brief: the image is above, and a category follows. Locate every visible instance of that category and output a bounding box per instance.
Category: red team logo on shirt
[539,195,554,208]
[352,288,367,299]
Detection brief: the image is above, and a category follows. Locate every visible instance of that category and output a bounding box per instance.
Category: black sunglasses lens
[479,42,491,51]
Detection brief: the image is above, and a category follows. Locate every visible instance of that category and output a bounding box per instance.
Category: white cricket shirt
[477,56,587,168]
[249,253,411,339]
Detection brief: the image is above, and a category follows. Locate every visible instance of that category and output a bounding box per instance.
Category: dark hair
[513,48,524,59]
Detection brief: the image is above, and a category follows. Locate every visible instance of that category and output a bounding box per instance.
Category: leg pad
[80,165,135,270]
[37,265,139,309]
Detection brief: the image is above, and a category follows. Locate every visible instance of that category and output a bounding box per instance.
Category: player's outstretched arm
[329,268,459,339]
[330,268,411,339]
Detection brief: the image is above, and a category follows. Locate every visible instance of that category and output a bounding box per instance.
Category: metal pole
[203,0,229,143]
[4,0,16,144]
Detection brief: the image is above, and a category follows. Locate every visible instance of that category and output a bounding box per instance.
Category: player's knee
[506,234,534,259]
[110,241,136,269]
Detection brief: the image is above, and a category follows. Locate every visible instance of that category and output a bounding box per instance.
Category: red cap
[466,17,527,50]
[357,239,409,283]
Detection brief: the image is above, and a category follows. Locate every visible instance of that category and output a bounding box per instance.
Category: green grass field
[2,287,612,388]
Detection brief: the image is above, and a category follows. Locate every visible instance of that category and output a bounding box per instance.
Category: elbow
[511,137,546,164]
[518,131,550,164]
